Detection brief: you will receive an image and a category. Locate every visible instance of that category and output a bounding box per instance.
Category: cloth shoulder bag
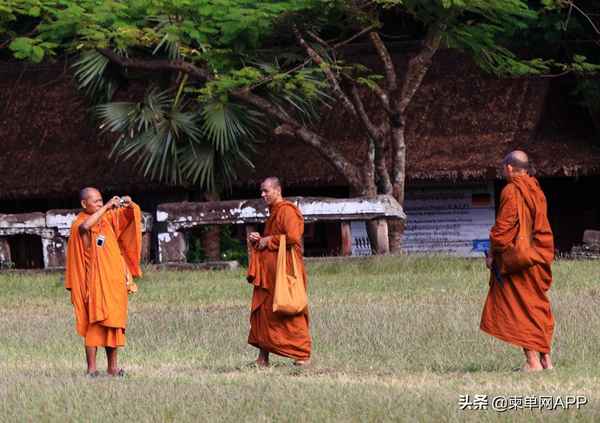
[273,235,308,315]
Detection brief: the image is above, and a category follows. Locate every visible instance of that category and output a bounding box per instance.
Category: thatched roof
[1,50,599,200]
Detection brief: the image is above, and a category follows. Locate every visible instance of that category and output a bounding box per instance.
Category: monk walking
[65,187,142,377]
[246,177,312,366]
[480,151,555,372]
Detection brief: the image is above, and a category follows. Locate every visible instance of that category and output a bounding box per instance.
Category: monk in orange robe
[246,177,312,367]
[65,187,142,377]
[480,151,555,372]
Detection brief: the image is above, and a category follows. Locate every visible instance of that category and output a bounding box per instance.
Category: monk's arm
[113,201,141,235]
[78,198,119,247]
[265,207,303,251]
[490,185,519,252]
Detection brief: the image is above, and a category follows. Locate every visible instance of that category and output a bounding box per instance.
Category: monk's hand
[257,236,271,250]
[485,255,493,270]
[106,196,121,209]
[248,232,261,244]
[120,196,132,207]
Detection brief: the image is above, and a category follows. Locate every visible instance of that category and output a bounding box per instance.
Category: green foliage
[185,225,248,265]
[219,225,248,265]
[6,0,600,193]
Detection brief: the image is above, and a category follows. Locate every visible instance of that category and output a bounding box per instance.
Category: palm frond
[95,88,260,191]
[72,51,119,102]
[200,100,265,154]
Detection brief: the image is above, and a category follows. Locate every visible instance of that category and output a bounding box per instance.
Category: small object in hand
[119,197,127,207]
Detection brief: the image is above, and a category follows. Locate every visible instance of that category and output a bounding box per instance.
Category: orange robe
[480,175,555,353]
[65,204,142,348]
[247,200,312,360]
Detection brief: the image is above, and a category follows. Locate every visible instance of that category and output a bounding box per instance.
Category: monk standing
[66,187,142,377]
[246,177,312,367]
[480,151,555,372]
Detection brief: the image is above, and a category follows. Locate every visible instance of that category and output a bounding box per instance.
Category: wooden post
[340,221,352,256]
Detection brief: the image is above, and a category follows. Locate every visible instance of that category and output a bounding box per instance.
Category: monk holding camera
[65,187,142,377]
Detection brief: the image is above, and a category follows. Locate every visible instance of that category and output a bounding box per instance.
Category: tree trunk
[388,117,407,254]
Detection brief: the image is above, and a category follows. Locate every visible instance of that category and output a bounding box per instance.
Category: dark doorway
[8,234,44,269]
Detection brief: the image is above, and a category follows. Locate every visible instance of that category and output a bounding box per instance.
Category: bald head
[263,177,281,190]
[79,187,100,201]
[502,150,529,171]
[260,177,283,206]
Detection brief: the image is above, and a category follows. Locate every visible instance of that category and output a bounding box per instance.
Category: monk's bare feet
[518,363,543,372]
[256,349,270,368]
[521,349,543,372]
[107,368,125,377]
[293,359,311,367]
[540,353,554,370]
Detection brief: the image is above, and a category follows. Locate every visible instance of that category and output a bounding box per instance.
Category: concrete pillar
[157,231,187,263]
[42,235,67,269]
[0,237,11,267]
[373,218,390,255]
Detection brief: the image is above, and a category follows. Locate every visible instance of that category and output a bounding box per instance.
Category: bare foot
[518,363,543,372]
[107,368,125,377]
[255,359,269,368]
[256,349,270,368]
[293,359,312,367]
[540,353,554,370]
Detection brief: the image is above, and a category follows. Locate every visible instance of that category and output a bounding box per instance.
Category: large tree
[4,0,599,252]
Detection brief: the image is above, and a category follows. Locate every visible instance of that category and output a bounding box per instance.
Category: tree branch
[233,90,362,186]
[397,22,445,114]
[369,32,397,94]
[293,27,357,116]
[349,82,382,143]
[97,48,211,81]
[349,83,392,194]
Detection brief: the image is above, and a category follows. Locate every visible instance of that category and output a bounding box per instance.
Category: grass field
[0,256,599,422]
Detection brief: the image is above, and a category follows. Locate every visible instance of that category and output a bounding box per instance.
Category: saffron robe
[65,204,142,347]
[247,200,312,360]
[480,175,555,353]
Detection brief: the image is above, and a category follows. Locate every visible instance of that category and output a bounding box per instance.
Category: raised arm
[78,196,120,247]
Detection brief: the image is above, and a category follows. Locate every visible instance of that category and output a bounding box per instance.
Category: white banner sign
[402,186,495,257]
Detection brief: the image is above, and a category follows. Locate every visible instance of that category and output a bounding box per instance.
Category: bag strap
[277,234,287,274]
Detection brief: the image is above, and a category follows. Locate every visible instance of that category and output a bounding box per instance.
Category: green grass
[0,257,599,422]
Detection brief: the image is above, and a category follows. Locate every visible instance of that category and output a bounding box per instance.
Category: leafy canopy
[4,0,598,190]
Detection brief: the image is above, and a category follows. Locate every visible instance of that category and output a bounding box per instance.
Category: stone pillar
[373,218,390,255]
[0,237,11,266]
[157,231,187,263]
[202,225,221,261]
[42,235,67,269]
[141,232,152,263]
[340,222,352,256]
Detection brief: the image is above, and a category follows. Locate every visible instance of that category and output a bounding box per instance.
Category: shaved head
[263,177,281,190]
[260,177,283,206]
[79,187,101,201]
[502,150,529,171]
